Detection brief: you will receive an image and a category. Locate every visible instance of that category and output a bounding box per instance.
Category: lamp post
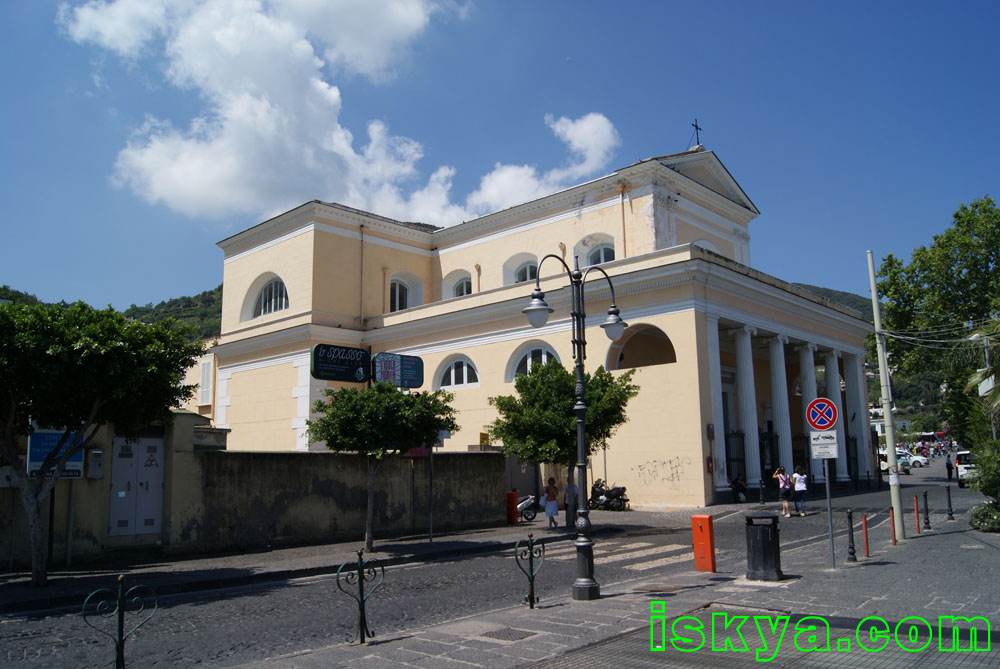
[522,254,627,601]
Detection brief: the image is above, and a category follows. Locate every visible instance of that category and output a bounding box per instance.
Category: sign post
[806,397,839,569]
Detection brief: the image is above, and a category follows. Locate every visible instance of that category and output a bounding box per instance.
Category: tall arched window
[390,280,409,312]
[515,262,538,284]
[588,244,615,266]
[454,278,473,297]
[439,358,479,388]
[252,279,289,318]
[514,346,558,377]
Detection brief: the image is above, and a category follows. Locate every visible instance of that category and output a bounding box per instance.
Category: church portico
[704,313,870,498]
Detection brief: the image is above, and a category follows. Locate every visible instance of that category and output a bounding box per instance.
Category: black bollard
[946,486,955,521]
[867,470,871,491]
[759,479,765,505]
[846,509,857,563]
[922,490,932,530]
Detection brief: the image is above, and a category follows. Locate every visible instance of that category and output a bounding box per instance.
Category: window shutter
[198,360,213,405]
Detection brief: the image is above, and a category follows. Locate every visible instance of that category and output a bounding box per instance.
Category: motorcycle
[589,479,630,511]
[517,494,539,521]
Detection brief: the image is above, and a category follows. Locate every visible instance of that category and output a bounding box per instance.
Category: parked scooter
[589,479,630,511]
[517,494,539,521]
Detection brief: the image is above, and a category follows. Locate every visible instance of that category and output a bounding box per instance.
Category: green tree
[486,360,639,487]
[306,381,458,551]
[0,303,203,585]
[877,196,1000,444]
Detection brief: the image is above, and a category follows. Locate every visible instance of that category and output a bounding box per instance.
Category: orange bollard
[506,491,518,525]
[862,514,870,558]
[691,515,716,572]
[913,496,920,535]
[889,508,897,546]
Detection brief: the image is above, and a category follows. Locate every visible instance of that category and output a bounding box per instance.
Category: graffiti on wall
[632,456,692,489]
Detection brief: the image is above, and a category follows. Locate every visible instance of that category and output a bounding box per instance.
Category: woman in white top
[791,466,808,516]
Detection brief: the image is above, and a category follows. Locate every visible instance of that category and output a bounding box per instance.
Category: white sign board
[810,431,839,459]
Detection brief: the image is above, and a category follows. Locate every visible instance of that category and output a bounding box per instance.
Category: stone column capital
[729,325,757,338]
[772,334,789,346]
[795,342,817,353]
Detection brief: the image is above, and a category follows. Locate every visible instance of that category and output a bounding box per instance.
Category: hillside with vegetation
[1,284,221,342]
[794,283,873,323]
[122,285,222,341]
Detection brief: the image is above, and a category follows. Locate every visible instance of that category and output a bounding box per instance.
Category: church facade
[184,147,872,507]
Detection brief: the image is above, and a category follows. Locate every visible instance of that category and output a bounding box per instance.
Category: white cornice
[218,201,435,260]
[436,193,622,256]
[214,323,365,359]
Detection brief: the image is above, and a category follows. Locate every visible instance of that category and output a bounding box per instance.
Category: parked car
[956,450,978,488]
[879,452,911,474]
[906,453,929,467]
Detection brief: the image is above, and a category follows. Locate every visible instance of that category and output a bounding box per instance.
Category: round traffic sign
[806,397,838,431]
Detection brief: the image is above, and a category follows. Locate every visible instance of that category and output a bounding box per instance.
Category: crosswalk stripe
[623,553,692,571]
[547,541,654,560]
[577,543,688,565]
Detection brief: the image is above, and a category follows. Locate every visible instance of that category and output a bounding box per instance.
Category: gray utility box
[745,513,784,581]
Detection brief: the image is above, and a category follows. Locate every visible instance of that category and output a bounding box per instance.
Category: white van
[956,450,977,488]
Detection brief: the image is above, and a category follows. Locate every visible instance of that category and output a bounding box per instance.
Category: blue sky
[2,1,998,311]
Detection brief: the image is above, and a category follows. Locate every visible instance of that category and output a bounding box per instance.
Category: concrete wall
[0,413,506,570]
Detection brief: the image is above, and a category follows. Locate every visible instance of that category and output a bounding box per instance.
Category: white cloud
[59,1,621,227]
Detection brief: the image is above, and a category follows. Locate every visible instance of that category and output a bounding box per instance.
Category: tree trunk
[20,480,49,587]
[364,456,380,552]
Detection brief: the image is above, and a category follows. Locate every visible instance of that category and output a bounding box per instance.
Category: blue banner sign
[27,431,84,478]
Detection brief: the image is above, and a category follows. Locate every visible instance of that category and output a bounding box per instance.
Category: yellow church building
[185,146,872,507]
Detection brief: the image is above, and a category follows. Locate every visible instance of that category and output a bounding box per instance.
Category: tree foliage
[0,302,204,585]
[306,381,458,550]
[486,360,639,467]
[876,196,1000,443]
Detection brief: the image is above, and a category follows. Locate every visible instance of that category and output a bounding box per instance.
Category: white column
[706,315,728,489]
[843,353,870,479]
[824,349,849,481]
[769,336,794,475]
[733,326,761,485]
[797,343,821,479]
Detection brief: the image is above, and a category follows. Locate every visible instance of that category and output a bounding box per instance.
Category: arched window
[390,280,409,312]
[439,358,479,388]
[588,244,615,266]
[252,278,289,318]
[514,262,538,284]
[454,278,473,297]
[514,346,558,377]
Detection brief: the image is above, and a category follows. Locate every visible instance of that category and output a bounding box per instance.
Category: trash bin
[745,513,783,581]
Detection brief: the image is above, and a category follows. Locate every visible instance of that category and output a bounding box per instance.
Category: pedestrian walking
[791,465,808,516]
[773,466,792,517]
[544,478,559,528]
[945,457,953,480]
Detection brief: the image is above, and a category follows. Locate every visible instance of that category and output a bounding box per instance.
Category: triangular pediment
[647,149,759,215]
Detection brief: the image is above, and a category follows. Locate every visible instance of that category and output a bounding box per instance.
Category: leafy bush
[970,500,1000,533]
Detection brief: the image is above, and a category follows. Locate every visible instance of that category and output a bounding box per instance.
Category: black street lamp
[522,254,627,601]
